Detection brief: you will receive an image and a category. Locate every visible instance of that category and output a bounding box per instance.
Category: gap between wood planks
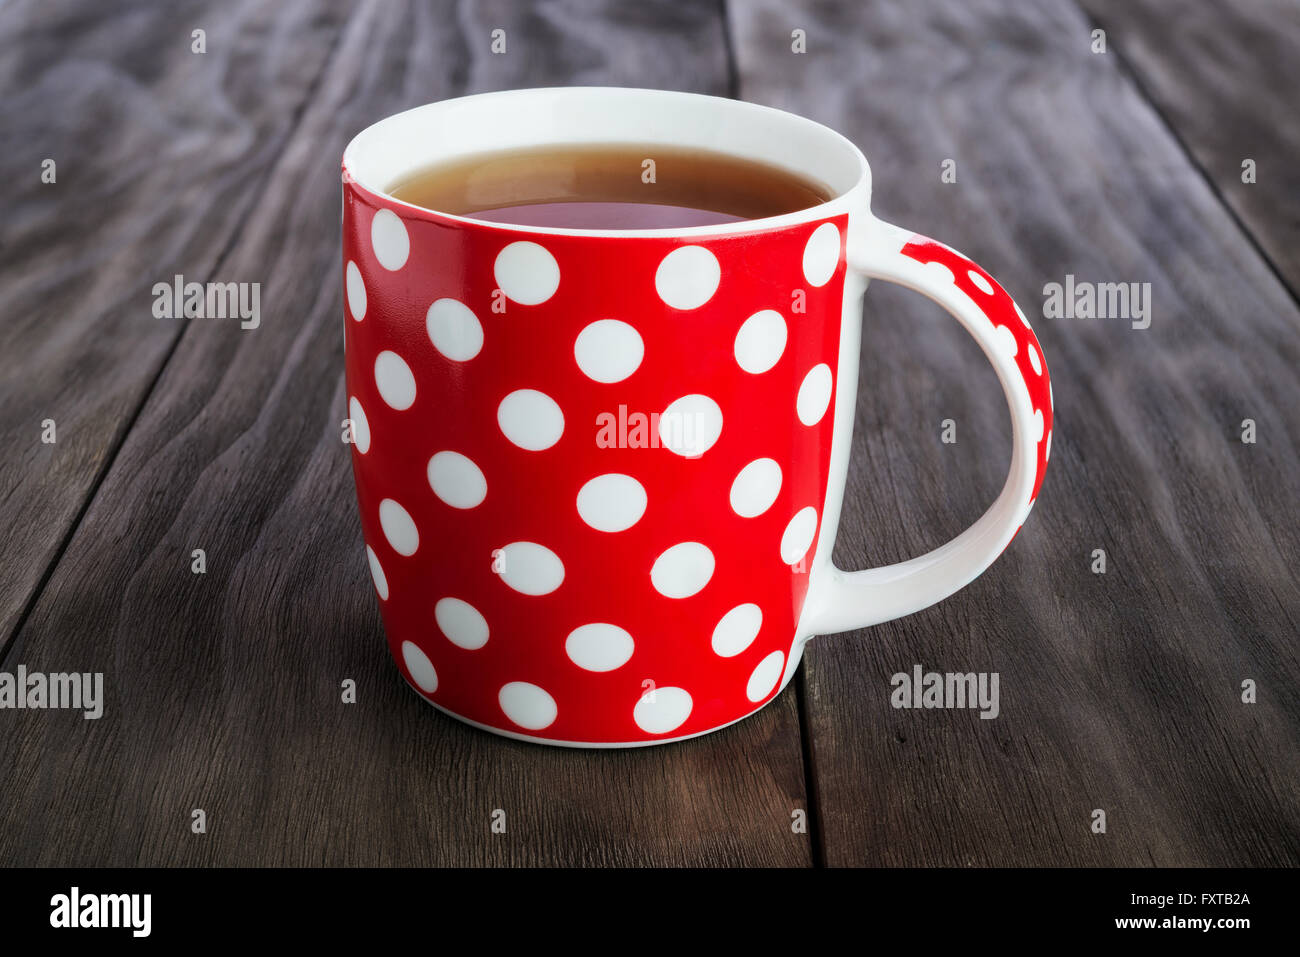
[1076,2,1300,315]
[0,9,356,670]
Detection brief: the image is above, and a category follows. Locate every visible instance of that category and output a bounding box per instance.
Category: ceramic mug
[340,88,1052,747]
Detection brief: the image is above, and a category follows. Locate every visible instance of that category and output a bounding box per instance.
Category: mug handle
[803,219,1054,634]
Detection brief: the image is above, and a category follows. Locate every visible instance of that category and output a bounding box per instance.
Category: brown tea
[388,143,833,229]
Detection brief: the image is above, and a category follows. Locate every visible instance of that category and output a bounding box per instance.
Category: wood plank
[1077,0,1300,299]
[0,0,813,866]
[729,0,1300,865]
[0,0,356,645]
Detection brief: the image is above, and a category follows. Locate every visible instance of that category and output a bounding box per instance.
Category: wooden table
[1,0,1296,867]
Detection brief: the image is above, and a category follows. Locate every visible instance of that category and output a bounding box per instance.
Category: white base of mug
[407,639,810,749]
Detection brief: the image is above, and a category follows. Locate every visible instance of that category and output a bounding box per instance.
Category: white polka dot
[923,261,955,284]
[427,451,487,509]
[497,389,564,451]
[426,298,483,361]
[494,241,559,305]
[498,542,564,596]
[802,222,841,287]
[780,506,818,565]
[993,325,1018,359]
[434,597,489,650]
[746,650,785,702]
[1015,301,1031,328]
[1027,343,1042,375]
[712,603,762,657]
[345,260,366,321]
[1049,382,1054,411]
[658,394,723,457]
[401,641,437,693]
[1033,408,1045,443]
[634,686,693,735]
[574,319,644,383]
[730,458,782,518]
[370,208,409,271]
[734,309,787,374]
[366,545,388,600]
[379,498,419,557]
[650,542,715,598]
[577,474,646,532]
[565,623,634,672]
[1045,430,1052,462]
[967,269,994,295]
[655,245,720,310]
[499,682,557,730]
[348,396,370,454]
[374,350,416,410]
[796,364,833,426]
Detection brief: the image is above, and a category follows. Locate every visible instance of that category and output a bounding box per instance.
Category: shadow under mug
[340,87,1052,747]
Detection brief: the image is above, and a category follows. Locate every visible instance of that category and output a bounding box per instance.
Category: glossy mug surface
[341,88,1053,747]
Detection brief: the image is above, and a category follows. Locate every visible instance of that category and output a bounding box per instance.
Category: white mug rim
[341,86,872,239]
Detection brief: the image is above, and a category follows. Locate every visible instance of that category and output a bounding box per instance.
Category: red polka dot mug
[340,88,1052,747]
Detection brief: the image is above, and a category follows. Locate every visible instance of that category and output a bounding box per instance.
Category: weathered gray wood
[1078,0,1300,301]
[0,0,356,646]
[730,0,1300,865]
[0,0,813,866]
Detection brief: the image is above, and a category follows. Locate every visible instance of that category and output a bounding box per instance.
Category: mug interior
[342,87,870,236]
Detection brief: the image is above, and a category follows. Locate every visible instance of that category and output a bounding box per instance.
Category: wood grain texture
[729,0,1300,865]
[0,0,813,867]
[1077,0,1300,300]
[0,0,355,646]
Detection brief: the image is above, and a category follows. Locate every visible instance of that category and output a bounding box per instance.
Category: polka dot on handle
[435,597,489,650]
[922,261,955,285]
[746,650,785,702]
[574,319,644,383]
[1045,431,1052,462]
[498,389,565,451]
[633,686,693,735]
[967,269,994,295]
[348,397,370,454]
[657,394,723,457]
[345,261,366,321]
[734,309,787,374]
[499,681,557,730]
[576,474,647,532]
[1033,409,1045,443]
[565,623,635,673]
[371,208,410,271]
[401,641,438,693]
[802,222,841,287]
[650,542,715,599]
[655,245,720,310]
[374,351,416,411]
[427,451,487,509]
[730,458,782,518]
[365,545,388,601]
[796,364,833,426]
[379,498,419,557]
[426,298,483,361]
[497,541,565,596]
[494,241,560,305]
[780,507,818,565]
[1027,344,1042,376]
[712,603,762,657]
